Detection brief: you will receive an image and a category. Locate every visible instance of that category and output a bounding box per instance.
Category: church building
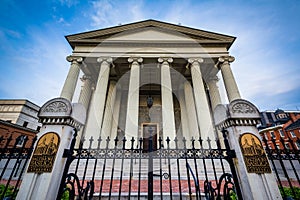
[15,20,283,200]
[61,20,239,147]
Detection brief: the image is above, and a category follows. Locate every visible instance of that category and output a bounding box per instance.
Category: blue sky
[0,0,299,111]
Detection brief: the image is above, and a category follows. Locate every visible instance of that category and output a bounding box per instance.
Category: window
[279,129,285,137]
[290,131,296,138]
[270,131,275,139]
[284,143,290,150]
[16,135,27,147]
[296,142,300,150]
[22,121,28,127]
[278,113,287,119]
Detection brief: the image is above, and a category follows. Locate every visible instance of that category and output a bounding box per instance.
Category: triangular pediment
[66,19,235,49]
[102,27,215,42]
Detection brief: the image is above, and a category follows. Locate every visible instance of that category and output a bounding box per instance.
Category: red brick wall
[0,122,37,148]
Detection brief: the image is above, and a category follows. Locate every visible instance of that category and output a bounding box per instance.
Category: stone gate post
[16,98,86,200]
[214,99,282,200]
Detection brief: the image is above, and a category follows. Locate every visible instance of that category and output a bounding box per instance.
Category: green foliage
[280,187,300,199]
[229,190,237,200]
[61,189,70,200]
[0,184,18,199]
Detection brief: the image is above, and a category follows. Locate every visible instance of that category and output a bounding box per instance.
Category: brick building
[0,119,38,148]
[0,99,41,148]
[258,109,300,149]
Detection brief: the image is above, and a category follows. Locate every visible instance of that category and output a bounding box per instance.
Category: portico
[60,20,240,148]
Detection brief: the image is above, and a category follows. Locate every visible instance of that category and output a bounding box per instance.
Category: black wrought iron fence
[0,135,36,199]
[57,130,243,200]
[263,136,300,199]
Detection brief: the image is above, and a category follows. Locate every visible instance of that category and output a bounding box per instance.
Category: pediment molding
[66,20,235,49]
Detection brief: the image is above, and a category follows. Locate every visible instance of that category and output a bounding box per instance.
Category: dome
[275,108,284,115]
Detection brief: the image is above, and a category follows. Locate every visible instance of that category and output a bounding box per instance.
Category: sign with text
[28,132,60,173]
[240,133,271,174]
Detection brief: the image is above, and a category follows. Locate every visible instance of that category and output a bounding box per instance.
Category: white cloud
[59,0,79,7]
[90,0,147,28]
[0,25,71,105]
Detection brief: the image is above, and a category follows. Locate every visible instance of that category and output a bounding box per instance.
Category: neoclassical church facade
[61,20,239,147]
[16,20,283,200]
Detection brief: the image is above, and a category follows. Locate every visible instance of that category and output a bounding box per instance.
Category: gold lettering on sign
[28,132,60,173]
[240,133,271,174]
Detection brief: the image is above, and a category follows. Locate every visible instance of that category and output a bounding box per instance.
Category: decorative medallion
[43,101,68,112]
[28,132,60,173]
[232,103,255,114]
[240,133,271,174]
[38,97,72,118]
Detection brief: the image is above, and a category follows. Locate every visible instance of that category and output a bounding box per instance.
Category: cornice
[216,117,261,130]
[38,117,83,131]
[258,125,284,133]
[0,119,39,133]
[66,20,235,49]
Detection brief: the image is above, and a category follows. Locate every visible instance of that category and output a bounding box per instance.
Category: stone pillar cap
[38,97,86,129]
[214,99,260,126]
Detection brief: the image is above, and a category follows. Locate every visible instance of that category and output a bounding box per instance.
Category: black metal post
[148,128,153,200]
[222,128,243,200]
[56,129,77,200]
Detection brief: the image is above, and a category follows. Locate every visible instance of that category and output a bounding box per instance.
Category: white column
[207,76,222,110]
[184,81,200,141]
[84,57,112,144]
[218,56,241,102]
[159,57,176,146]
[110,85,122,141]
[78,75,93,110]
[125,57,142,145]
[207,76,224,148]
[188,58,215,146]
[76,75,94,147]
[101,81,117,141]
[178,88,189,146]
[60,56,82,101]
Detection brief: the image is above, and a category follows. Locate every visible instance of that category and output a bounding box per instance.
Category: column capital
[66,56,83,63]
[128,57,143,63]
[80,75,92,82]
[158,57,173,64]
[188,58,204,65]
[208,75,219,83]
[218,56,235,65]
[97,57,113,64]
[80,75,95,90]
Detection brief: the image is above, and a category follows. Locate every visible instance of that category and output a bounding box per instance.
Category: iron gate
[57,129,242,200]
[263,136,300,199]
[0,135,36,199]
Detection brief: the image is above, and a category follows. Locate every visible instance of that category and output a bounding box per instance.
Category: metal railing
[0,135,36,199]
[263,136,300,199]
[57,129,242,200]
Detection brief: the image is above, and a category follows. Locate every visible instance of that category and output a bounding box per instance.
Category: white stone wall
[0,100,41,131]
